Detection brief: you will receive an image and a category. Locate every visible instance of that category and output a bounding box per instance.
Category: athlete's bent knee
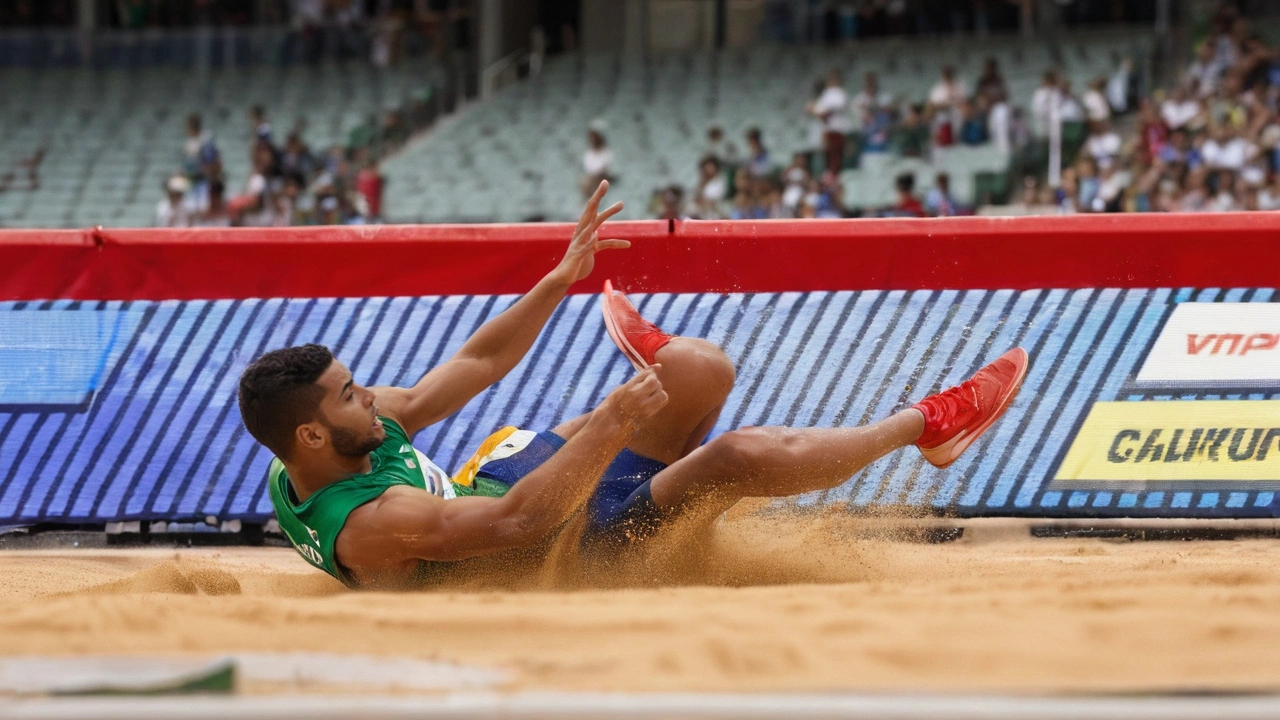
[705,427,774,475]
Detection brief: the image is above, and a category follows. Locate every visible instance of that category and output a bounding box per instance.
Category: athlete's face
[312,360,386,459]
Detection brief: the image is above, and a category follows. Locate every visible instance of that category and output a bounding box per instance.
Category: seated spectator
[1095,163,1128,212]
[959,99,988,145]
[1208,169,1239,211]
[705,125,729,162]
[1055,167,1079,213]
[1185,40,1226,99]
[928,65,966,147]
[1136,99,1169,157]
[195,179,231,227]
[1154,178,1182,212]
[924,172,959,216]
[656,185,685,221]
[1083,77,1110,123]
[853,72,894,151]
[1076,157,1100,211]
[1158,128,1204,169]
[155,175,192,228]
[1180,167,1211,211]
[781,153,809,211]
[182,114,219,184]
[852,72,893,128]
[1008,107,1031,153]
[581,129,613,200]
[356,158,384,222]
[1057,80,1085,122]
[1030,69,1060,136]
[976,57,1007,105]
[280,132,316,179]
[1161,84,1204,131]
[1201,122,1255,171]
[1257,174,1280,210]
[807,68,852,174]
[927,64,967,116]
[1084,120,1122,170]
[694,155,728,218]
[730,177,770,220]
[892,173,924,217]
[891,104,930,158]
[988,90,1011,153]
[761,180,787,218]
[1107,55,1134,114]
[250,105,273,146]
[743,128,773,178]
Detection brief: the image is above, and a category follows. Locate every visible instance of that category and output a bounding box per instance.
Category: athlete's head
[238,344,386,463]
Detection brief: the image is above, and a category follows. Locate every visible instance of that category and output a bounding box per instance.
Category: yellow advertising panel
[1055,401,1280,483]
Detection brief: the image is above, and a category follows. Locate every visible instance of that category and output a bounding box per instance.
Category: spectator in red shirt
[893,173,924,217]
[356,158,384,222]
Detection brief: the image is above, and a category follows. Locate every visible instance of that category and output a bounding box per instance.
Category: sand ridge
[2,510,1280,694]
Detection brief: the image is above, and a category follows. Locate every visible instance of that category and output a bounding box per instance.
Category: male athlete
[238,181,1029,589]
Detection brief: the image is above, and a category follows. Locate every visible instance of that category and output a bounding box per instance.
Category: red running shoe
[601,279,675,370]
[912,347,1029,468]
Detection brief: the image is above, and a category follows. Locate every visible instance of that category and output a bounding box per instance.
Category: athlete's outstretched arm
[336,367,667,588]
[376,181,627,436]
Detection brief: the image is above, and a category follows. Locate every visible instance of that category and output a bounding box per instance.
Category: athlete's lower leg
[648,409,924,510]
[647,346,1029,512]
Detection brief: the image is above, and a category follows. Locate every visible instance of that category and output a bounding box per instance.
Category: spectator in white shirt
[1257,175,1280,210]
[1106,55,1133,113]
[1184,41,1224,98]
[988,89,1012,154]
[581,129,613,200]
[704,125,728,162]
[1201,122,1255,171]
[1161,84,1203,130]
[155,175,192,228]
[1057,80,1085,122]
[928,64,968,113]
[1030,70,1060,136]
[807,69,852,175]
[1084,120,1122,170]
[927,65,967,148]
[1083,77,1110,123]
[694,155,728,219]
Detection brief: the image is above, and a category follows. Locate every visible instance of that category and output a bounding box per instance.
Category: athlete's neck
[284,452,374,503]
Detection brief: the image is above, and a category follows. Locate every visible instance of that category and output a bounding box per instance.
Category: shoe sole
[921,347,1029,469]
[601,279,648,371]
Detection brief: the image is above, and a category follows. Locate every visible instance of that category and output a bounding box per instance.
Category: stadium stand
[0,58,441,228]
[381,30,1154,223]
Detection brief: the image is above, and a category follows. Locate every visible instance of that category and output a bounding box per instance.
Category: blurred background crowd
[0,0,1278,227]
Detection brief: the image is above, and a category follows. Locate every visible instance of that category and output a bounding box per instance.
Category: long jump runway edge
[6,692,1280,720]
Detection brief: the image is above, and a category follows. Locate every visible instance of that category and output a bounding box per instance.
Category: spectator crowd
[604,1,1280,221]
[1040,4,1280,214]
[156,107,388,228]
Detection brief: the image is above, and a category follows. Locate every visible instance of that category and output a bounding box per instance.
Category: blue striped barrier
[1,287,1276,525]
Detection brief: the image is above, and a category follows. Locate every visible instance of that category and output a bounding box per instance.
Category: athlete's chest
[374,441,454,498]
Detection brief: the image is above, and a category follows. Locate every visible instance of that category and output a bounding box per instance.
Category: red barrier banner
[1,214,1278,301]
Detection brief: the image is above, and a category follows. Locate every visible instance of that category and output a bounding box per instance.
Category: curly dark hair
[237,344,334,461]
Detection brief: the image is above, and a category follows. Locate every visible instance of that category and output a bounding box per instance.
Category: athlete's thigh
[551,413,591,439]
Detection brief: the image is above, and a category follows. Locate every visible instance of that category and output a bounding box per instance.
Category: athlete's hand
[551,180,628,286]
[601,365,668,429]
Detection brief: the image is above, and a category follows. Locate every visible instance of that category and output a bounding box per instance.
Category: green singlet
[268,416,511,588]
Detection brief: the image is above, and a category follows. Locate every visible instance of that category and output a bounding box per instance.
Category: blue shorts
[473,431,669,544]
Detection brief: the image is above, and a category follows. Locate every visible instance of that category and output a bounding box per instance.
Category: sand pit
[3,510,1280,695]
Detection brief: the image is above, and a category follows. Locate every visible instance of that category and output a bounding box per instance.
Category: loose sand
[3,509,1280,695]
